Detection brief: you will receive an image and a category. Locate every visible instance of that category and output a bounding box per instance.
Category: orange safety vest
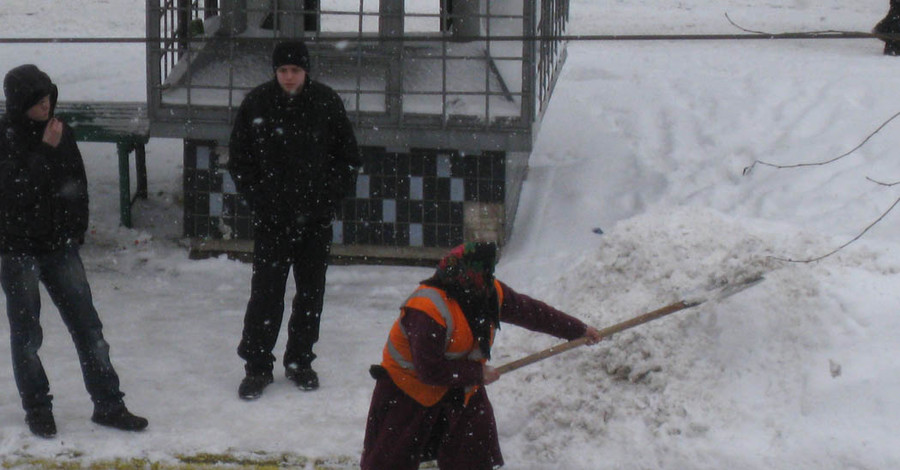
[381,280,504,407]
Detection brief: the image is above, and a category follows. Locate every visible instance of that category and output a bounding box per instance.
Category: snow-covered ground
[1,0,900,468]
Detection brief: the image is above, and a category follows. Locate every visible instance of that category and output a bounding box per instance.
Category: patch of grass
[1,457,157,469]
[0,452,364,469]
[176,451,308,468]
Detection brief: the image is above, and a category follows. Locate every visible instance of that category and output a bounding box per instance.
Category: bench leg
[117,142,132,228]
[135,144,148,200]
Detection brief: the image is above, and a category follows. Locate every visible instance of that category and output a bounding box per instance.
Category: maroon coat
[360,281,588,470]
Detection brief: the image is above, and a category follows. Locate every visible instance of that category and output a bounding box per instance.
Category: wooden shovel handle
[495,300,695,375]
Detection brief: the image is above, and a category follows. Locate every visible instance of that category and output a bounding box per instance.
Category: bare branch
[724,12,771,35]
[769,194,900,263]
[867,176,900,187]
[743,111,900,176]
[725,12,859,37]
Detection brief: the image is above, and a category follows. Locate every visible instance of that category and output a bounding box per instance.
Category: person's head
[26,95,52,122]
[3,64,56,122]
[433,241,498,296]
[272,41,310,95]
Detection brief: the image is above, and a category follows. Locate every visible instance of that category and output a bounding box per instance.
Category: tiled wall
[182,141,507,249]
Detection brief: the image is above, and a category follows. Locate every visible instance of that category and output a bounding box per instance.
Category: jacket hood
[3,64,58,120]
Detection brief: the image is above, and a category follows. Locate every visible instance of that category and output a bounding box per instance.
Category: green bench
[0,101,150,228]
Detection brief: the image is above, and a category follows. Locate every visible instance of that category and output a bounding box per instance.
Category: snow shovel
[495,275,765,376]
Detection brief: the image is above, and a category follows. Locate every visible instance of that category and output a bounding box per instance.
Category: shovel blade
[686,274,765,306]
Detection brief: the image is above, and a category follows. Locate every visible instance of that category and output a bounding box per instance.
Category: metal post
[177,0,190,56]
[440,0,452,32]
[450,0,481,41]
[522,0,536,126]
[204,0,218,18]
[218,0,247,36]
[277,0,320,36]
[379,0,403,37]
[304,0,320,32]
[146,0,161,126]
[380,0,404,125]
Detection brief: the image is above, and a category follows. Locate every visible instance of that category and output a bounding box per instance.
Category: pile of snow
[495,207,900,468]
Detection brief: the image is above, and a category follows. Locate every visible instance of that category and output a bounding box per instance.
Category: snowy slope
[2,1,900,469]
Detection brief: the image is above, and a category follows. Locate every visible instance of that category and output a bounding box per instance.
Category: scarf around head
[421,242,500,358]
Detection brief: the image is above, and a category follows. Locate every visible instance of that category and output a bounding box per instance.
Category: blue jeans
[1,243,123,412]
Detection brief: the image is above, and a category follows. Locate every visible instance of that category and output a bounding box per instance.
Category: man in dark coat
[229,40,360,399]
[874,0,900,55]
[360,242,602,469]
[0,64,148,438]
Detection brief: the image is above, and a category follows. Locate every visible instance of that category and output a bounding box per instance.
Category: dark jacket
[228,78,360,235]
[0,65,89,254]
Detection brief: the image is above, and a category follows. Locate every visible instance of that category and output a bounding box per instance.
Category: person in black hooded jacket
[0,64,148,438]
[229,41,361,399]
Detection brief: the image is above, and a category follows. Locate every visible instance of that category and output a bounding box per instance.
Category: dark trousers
[361,378,503,470]
[1,243,124,412]
[237,224,332,376]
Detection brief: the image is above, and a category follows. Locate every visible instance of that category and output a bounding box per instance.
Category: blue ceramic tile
[383,199,396,223]
[333,220,343,244]
[409,176,423,200]
[450,178,464,202]
[409,223,423,247]
[196,146,211,170]
[209,193,223,217]
[356,174,370,198]
[437,153,452,177]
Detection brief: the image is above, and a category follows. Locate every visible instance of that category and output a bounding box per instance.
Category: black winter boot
[25,407,57,438]
[238,373,274,400]
[885,40,900,55]
[286,367,319,391]
[91,403,149,431]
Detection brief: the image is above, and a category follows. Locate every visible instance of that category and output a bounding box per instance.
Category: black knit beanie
[3,64,56,119]
[272,41,310,72]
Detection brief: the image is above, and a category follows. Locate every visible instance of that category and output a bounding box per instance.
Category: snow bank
[495,207,900,469]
